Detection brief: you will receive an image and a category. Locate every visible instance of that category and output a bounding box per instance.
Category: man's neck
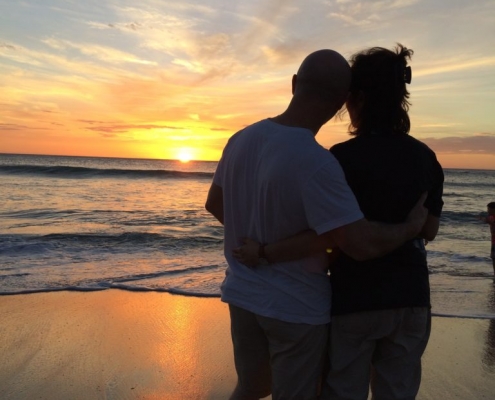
[269,112,321,135]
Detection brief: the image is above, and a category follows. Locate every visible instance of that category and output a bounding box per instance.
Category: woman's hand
[233,238,261,267]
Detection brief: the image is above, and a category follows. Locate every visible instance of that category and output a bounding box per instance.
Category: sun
[177,148,193,163]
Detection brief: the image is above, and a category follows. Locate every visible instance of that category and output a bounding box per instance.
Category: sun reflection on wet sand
[2,289,495,398]
[0,290,237,399]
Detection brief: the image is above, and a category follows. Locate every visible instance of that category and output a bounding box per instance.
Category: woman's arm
[232,231,336,267]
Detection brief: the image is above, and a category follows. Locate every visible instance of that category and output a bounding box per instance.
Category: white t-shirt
[213,119,363,324]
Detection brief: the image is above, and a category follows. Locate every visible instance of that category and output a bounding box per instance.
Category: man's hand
[405,192,428,237]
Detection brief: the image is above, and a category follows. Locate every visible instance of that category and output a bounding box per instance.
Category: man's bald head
[294,49,351,108]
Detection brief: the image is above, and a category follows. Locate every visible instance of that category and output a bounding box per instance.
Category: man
[205,49,427,400]
[478,202,495,274]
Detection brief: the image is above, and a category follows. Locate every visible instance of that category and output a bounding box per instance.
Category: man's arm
[205,182,224,225]
[316,192,428,261]
[233,193,428,265]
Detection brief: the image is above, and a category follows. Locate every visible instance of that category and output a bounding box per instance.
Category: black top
[329,133,444,315]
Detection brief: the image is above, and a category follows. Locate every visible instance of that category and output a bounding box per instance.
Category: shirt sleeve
[213,137,234,187]
[302,158,364,235]
[213,132,240,187]
[424,157,444,218]
[212,156,224,187]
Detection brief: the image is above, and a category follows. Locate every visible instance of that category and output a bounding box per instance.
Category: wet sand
[1,290,494,399]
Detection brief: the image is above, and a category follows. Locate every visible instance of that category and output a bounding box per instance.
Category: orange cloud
[421,135,495,155]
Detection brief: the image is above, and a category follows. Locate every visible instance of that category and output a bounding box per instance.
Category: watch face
[259,257,269,266]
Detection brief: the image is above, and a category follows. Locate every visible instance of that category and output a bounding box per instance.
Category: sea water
[1,153,494,320]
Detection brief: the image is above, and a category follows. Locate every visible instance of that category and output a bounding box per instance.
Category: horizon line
[0,152,493,171]
[0,152,219,163]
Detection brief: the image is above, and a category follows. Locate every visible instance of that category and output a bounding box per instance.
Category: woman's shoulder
[401,134,435,152]
[330,136,361,152]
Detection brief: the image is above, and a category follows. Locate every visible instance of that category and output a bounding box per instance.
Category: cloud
[103,1,305,84]
[0,43,17,50]
[328,12,377,26]
[42,38,157,66]
[388,0,422,9]
[0,123,29,131]
[0,123,48,131]
[328,0,420,27]
[0,43,44,67]
[0,40,149,81]
[233,0,297,51]
[421,134,495,154]
[87,21,144,32]
[210,127,230,132]
[416,123,461,129]
[415,57,495,78]
[85,123,183,133]
[77,119,111,125]
[89,6,239,83]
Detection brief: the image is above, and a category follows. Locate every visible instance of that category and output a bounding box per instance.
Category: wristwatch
[258,243,270,266]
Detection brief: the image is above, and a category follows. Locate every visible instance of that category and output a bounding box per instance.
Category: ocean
[1,153,494,320]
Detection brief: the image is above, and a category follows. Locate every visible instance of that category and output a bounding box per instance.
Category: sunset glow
[0,1,494,169]
[177,148,193,163]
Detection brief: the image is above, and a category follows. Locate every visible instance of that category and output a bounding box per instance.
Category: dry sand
[1,290,494,399]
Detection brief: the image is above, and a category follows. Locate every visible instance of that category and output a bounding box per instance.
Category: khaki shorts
[321,307,431,400]
[229,304,328,400]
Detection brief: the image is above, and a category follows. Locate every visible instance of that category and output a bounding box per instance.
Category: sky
[0,0,494,169]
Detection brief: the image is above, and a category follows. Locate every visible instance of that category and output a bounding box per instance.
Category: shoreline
[1,289,495,399]
[2,287,495,320]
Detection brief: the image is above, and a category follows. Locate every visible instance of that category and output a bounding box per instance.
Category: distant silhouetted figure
[478,202,495,275]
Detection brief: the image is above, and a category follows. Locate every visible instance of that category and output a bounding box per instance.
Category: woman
[234,44,444,400]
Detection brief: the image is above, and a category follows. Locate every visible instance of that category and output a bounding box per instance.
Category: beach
[1,290,495,400]
[1,155,494,399]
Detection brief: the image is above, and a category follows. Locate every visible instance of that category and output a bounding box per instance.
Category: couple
[205,44,444,400]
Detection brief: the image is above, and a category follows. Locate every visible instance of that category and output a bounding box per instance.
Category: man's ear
[292,74,297,95]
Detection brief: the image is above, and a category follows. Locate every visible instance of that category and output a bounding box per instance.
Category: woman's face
[346,89,367,130]
[346,93,360,126]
